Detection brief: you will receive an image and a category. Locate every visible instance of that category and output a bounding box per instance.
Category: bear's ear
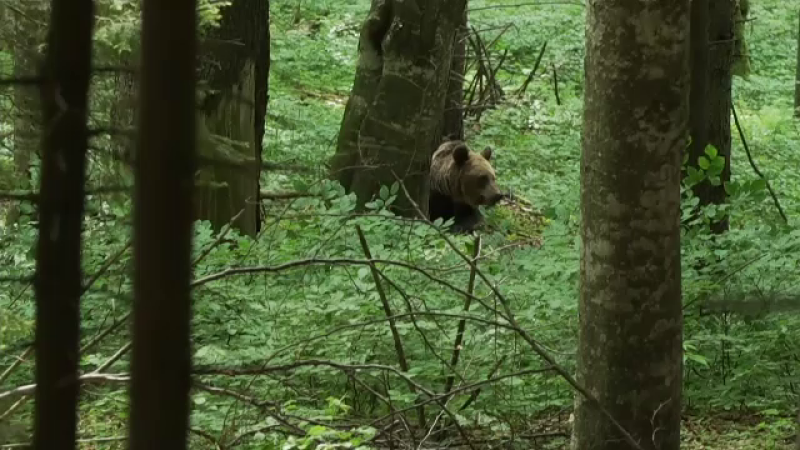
[453,144,470,166]
[481,146,493,161]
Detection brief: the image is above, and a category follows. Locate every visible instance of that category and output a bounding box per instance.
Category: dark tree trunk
[32,0,94,448]
[441,6,468,143]
[572,1,688,449]
[686,0,709,189]
[328,0,468,217]
[127,0,197,449]
[706,0,735,233]
[195,0,270,237]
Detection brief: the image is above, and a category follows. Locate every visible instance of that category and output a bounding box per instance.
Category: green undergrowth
[0,0,799,448]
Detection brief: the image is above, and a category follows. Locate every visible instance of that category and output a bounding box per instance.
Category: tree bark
[686,0,709,190]
[572,1,688,449]
[732,0,750,79]
[328,0,467,216]
[706,0,735,233]
[127,0,197,449]
[195,0,269,237]
[32,0,94,448]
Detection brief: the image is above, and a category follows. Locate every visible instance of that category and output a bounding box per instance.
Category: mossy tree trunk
[328,0,467,217]
[196,0,269,237]
[706,0,735,233]
[572,1,688,449]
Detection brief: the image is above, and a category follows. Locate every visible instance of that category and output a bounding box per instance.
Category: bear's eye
[478,175,489,187]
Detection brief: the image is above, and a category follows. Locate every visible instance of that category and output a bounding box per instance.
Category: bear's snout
[486,192,504,206]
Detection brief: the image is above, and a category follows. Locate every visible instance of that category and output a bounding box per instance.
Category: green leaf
[686,353,709,368]
[697,156,710,169]
[704,145,718,158]
[751,179,767,191]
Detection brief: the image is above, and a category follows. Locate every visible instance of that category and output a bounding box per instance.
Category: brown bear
[428,139,505,233]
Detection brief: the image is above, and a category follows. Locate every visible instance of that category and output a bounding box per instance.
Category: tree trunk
[32,0,94,448]
[441,6,468,143]
[706,0,735,233]
[572,0,688,449]
[195,0,269,237]
[732,0,750,79]
[128,0,197,448]
[686,0,709,191]
[795,8,799,118]
[328,0,468,217]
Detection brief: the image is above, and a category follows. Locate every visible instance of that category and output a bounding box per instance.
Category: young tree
[32,0,94,448]
[127,0,197,448]
[195,0,270,237]
[572,1,688,449]
[328,0,467,217]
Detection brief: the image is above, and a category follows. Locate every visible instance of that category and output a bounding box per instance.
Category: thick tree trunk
[706,0,735,233]
[128,0,197,449]
[572,1,688,449]
[32,0,94,448]
[195,0,269,237]
[329,0,467,217]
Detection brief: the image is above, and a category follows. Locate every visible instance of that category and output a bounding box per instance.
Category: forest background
[0,0,799,449]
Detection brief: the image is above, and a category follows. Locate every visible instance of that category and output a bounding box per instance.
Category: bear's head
[452,144,504,208]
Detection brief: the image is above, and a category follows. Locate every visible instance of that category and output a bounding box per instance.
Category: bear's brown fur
[428,139,504,232]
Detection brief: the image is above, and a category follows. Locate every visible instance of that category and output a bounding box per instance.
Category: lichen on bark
[572,1,688,449]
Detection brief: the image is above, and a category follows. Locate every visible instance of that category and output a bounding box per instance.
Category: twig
[82,239,131,294]
[458,355,507,412]
[731,103,788,223]
[0,373,130,401]
[443,236,481,397]
[552,62,561,105]
[0,435,127,449]
[356,225,426,430]
[259,191,317,201]
[192,208,245,266]
[0,347,32,385]
[516,41,548,96]
[469,1,585,12]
